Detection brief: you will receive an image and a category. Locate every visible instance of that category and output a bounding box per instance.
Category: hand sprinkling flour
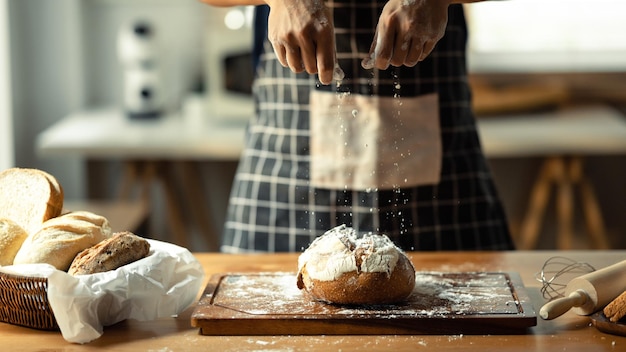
[266,0,337,85]
[361,0,451,70]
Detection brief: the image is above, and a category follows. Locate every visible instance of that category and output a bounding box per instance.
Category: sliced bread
[0,168,64,236]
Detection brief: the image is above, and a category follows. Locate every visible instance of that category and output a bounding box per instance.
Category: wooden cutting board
[591,312,626,336]
[191,272,536,335]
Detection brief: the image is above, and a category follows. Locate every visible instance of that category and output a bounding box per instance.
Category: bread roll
[0,218,29,266]
[13,211,111,271]
[69,231,150,275]
[57,210,111,229]
[297,225,415,305]
[0,168,64,235]
[604,290,626,323]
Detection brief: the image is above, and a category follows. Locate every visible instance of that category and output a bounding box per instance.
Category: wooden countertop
[1,251,625,351]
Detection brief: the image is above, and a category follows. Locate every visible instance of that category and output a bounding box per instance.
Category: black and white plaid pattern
[221,3,514,253]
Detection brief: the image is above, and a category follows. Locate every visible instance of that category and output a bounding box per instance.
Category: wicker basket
[0,271,58,330]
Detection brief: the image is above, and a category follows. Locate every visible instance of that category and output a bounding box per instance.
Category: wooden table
[1,250,625,351]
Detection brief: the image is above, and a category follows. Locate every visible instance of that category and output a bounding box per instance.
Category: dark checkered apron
[221,3,514,253]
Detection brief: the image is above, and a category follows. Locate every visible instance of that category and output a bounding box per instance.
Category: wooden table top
[37,105,626,161]
[1,250,626,351]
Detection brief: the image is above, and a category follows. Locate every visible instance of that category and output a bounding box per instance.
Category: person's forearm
[201,0,485,7]
[199,0,265,7]
[201,0,486,8]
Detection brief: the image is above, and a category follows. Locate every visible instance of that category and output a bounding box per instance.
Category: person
[200,0,515,252]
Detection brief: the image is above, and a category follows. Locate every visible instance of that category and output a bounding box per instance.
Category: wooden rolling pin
[540,259,626,320]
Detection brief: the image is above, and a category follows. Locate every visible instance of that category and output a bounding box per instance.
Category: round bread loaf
[13,211,111,271]
[68,231,150,275]
[297,225,415,305]
[0,218,29,266]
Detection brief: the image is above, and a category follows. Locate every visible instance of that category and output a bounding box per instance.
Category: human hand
[266,0,336,85]
[362,0,451,70]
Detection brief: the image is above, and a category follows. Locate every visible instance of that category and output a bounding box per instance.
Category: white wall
[9,0,85,197]
[0,0,13,170]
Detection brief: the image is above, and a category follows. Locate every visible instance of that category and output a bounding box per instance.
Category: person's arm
[199,0,486,10]
[200,0,264,7]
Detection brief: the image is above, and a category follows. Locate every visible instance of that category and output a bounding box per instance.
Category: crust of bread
[68,231,150,275]
[604,290,626,323]
[57,210,111,230]
[298,252,415,305]
[42,171,64,222]
[13,211,111,271]
[297,225,416,305]
[0,168,64,235]
[0,218,29,266]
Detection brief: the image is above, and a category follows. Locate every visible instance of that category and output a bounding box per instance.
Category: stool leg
[580,179,610,249]
[178,161,219,251]
[156,161,190,248]
[115,161,154,235]
[518,158,556,250]
[555,157,574,250]
[140,161,155,207]
[571,157,610,249]
[117,161,139,200]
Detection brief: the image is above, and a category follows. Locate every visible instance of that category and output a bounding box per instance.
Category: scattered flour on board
[212,271,518,317]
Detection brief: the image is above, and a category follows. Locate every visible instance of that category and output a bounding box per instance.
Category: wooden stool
[516,156,610,250]
[115,160,219,251]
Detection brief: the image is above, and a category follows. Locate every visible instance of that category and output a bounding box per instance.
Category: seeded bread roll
[68,231,150,276]
[0,168,64,236]
[0,218,29,266]
[297,225,416,305]
[13,211,111,271]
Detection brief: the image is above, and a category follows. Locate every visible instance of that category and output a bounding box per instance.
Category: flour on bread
[298,224,401,281]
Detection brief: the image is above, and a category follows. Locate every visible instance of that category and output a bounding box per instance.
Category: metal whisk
[535,256,596,300]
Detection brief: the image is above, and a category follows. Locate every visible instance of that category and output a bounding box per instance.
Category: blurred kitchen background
[1,0,625,252]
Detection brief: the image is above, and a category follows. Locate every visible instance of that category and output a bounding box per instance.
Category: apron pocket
[310,91,441,190]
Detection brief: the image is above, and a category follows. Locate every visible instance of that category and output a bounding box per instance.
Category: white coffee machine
[117,20,165,119]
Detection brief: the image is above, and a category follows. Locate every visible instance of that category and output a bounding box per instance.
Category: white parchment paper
[0,239,204,344]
